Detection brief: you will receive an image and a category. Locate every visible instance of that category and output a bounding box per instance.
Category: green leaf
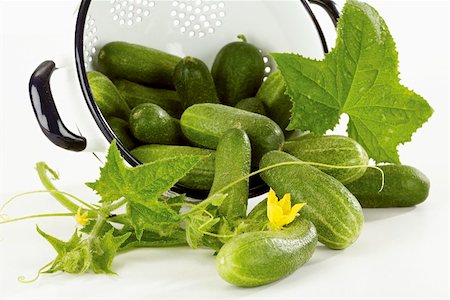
[90,229,131,274]
[272,0,433,163]
[86,141,205,203]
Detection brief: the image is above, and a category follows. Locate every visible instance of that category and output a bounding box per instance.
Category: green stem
[108,214,130,225]
[18,260,54,283]
[88,215,106,245]
[0,213,75,225]
[105,198,128,213]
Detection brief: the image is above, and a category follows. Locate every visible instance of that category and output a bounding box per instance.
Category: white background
[0,1,449,299]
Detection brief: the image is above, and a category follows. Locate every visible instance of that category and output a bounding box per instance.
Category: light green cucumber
[216,218,317,287]
[180,103,284,164]
[87,71,131,120]
[131,145,215,191]
[235,97,266,115]
[95,41,181,89]
[260,151,364,250]
[173,56,219,108]
[283,135,369,184]
[345,165,430,208]
[115,79,183,118]
[107,117,137,150]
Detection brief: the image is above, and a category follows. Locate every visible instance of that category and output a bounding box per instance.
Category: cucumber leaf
[272,0,433,163]
[90,229,131,274]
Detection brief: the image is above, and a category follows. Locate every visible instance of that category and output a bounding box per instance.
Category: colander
[28,0,339,199]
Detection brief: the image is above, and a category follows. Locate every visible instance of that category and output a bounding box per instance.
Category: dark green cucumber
[235,97,266,115]
[87,71,131,120]
[107,117,137,150]
[129,103,182,145]
[131,145,215,191]
[115,79,183,118]
[256,70,292,132]
[95,41,181,89]
[345,165,430,208]
[260,151,364,250]
[209,128,251,223]
[173,56,219,108]
[180,103,284,164]
[211,36,265,105]
[283,135,369,184]
[216,218,317,287]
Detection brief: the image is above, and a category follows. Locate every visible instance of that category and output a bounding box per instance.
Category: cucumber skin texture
[345,165,430,208]
[256,70,292,132]
[211,41,265,106]
[96,41,181,89]
[260,151,364,250]
[235,97,267,115]
[209,128,251,222]
[115,79,183,118]
[180,103,284,164]
[283,135,369,184]
[129,104,182,145]
[173,56,219,108]
[131,145,215,191]
[87,71,131,120]
[216,218,317,287]
[107,117,137,150]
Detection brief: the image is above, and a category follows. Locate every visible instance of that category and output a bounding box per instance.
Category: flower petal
[291,203,305,215]
[278,193,292,214]
[268,188,278,205]
[267,201,284,226]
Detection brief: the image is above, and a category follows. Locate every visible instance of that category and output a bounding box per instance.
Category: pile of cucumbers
[88,38,430,287]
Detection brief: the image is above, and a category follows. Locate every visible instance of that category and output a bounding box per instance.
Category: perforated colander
[29,0,339,198]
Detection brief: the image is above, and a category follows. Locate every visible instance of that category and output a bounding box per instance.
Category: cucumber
[209,128,251,223]
[129,103,182,145]
[180,103,284,164]
[131,145,215,191]
[260,151,364,250]
[216,218,317,287]
[95,41,181,89]
[87,71,130,120]
[345,165,430,208]
[211,36,265,106]
[115,79,183,118]
[256,70,292,132]
[235,97,266,115]
[107,117,137,150]
[173,56,219,108]
[283,135,369,184]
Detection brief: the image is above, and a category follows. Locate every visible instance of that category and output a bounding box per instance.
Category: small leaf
[90,229,131,274]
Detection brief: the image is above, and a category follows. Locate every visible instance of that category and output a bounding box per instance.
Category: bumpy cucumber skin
[87,71,131,120]
[211,40,265,106]
[216,218,317,287]
[260,151,364,250]
[209,128,251,222]
[256,70,292,132]
[235,97,267,115]
[173,56,219,108]
[129,103,182,145]
[283,135,369,184]
[345,165,430,208]
[96,41,181,89]
[180,103,284,164]
[107,117,137,150]
[131,145,215,191]
[115,79,183,118]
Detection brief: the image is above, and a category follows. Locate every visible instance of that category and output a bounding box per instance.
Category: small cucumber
[283,135,369,184]
[209,128,251,223]
[131,145,215,191]
[235,97,266,115]
[107,117,137,150]
[256,70,292,132]
[260,151,364,250]
[211,36,265,105]
[115,79,183,118]
[96,41,181,89]
[216,218,317,287]
[180,103,284,164]
[173,56,219,108]
[345,165,430,208]
[87,71,131,120]
[129,103,182,145]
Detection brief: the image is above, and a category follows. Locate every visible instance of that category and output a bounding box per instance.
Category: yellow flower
[75,208,89,226]
[267,188,305,231]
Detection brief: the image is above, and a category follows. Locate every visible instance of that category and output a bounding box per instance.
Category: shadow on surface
[363,207,416,223]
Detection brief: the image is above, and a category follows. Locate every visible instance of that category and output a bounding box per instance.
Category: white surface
[0,1,449,299]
